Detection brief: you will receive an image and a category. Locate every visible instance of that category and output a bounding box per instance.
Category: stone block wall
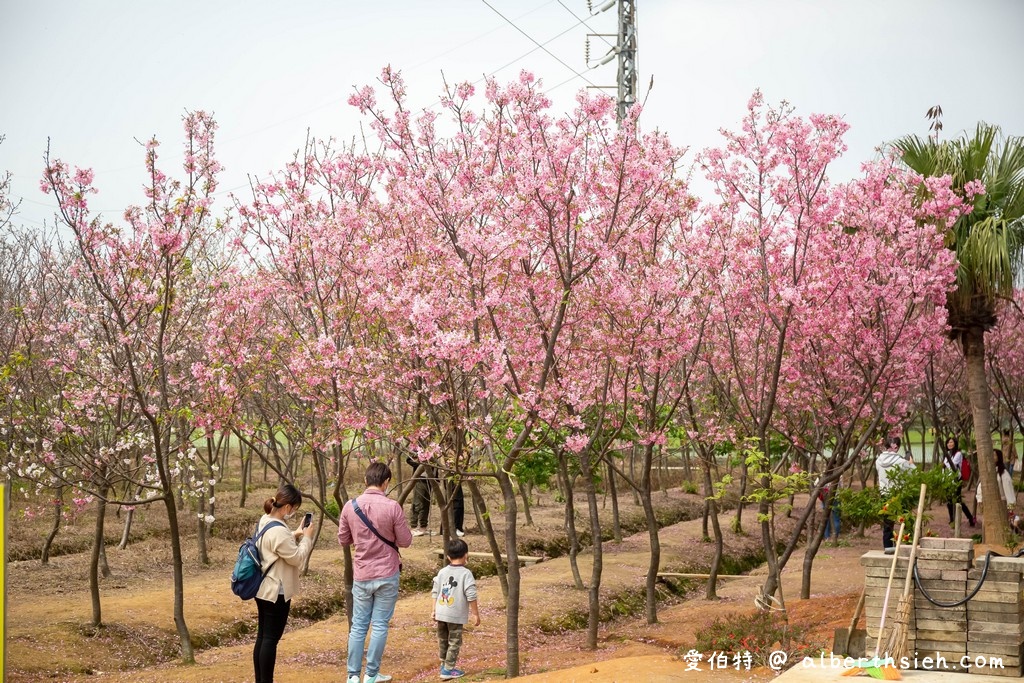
[860,537,1024,676]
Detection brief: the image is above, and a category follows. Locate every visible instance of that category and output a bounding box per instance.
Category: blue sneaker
[440,666,465,680]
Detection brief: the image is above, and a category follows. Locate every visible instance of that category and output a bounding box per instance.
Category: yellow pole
[1,482,6,678]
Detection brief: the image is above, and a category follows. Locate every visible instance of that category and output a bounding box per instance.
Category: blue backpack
[231,520,284,600]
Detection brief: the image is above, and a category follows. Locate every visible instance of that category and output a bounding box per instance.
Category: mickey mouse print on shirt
[438,575,458,607]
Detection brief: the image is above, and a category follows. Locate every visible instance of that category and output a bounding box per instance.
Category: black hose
[912,550,995,608]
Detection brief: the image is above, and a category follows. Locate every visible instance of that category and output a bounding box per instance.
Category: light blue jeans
[347,571,400,679]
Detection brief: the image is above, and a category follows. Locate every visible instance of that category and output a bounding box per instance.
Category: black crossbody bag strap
[944,452,961,480]
[351,498,399,554]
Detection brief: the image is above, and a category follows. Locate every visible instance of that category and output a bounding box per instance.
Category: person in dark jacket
[406,455,433,536]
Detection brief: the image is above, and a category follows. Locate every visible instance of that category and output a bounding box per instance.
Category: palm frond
[891,123,1024,333]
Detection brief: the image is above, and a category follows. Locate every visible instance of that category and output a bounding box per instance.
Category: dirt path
[10,493,907,683]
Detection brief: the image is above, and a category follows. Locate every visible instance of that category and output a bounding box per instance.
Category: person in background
[875,436,915,554]
[1001,428,1018,480]
[252,483,316,683]
[943,436,976,528]
[448,481,466,538]
[339,462,414,683]
[814,471,841,543]
[406,455,433,537]
[977,448,1017,526]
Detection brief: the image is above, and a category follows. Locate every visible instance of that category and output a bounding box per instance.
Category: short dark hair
[446,538,469,560]
[365,462,392,487]
[886,436,901,450]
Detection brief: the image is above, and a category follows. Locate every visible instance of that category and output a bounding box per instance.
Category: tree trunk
[163,485,193,662]
[343,544,354,627]
[432,477,451,548]
[495,469,522,678]
[98,539,111,579]
[518,480,534,527]
[557,452,585,590]
[471,483,486,536]
[89,489,107,627]
[197,504,210,566]
[660,445,668,497]
[640,444,660,623]
[733,458,748,533]
[800,497,830,599]
[42,486,62,564]
[681,444,692,487]
[629,445,640,506]
[220,429,230,479]
[580,447,602,649]
[702,462,724,600]
[118,507,135,550]
[467,479,508,601]
[964,326,1009,543]
[607,460,622,543]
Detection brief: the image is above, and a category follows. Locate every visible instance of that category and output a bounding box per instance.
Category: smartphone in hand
[302,512,313,529]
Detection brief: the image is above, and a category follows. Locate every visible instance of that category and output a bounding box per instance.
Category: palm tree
[894,120,1024,544]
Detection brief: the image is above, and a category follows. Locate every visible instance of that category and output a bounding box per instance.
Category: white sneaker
[347,676,359,683]
[455,529,465,537]
[364,675,392,683]
[412,528,426,537]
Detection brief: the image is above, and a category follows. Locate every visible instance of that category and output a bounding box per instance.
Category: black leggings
[948,485,975,525]
[254,594,291,683]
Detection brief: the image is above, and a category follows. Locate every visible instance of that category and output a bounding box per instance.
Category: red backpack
[961,456,971,483]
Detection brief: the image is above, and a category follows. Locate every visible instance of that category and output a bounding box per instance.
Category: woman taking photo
[253,483,316,683]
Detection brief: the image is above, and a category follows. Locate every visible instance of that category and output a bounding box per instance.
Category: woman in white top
[976,448,1017,513]
[944,437,976,527]
[253,483,316,683]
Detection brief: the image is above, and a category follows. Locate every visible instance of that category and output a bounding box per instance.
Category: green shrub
[836,465,959,533]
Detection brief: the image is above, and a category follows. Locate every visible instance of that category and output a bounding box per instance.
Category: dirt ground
[6,485,969,683]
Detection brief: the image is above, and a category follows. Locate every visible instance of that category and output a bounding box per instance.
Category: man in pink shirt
[339,462,413,683]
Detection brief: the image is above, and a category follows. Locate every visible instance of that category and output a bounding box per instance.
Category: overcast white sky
[2,0,1023,230]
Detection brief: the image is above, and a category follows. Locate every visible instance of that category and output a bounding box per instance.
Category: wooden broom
[843,520,906,679]
[874,520,906,657]
[883,483,928,662]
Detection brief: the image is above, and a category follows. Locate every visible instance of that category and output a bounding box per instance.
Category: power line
[478,0,597,88]
[404,0,557,73]
[89,3,589,180]
[557,0,615,49]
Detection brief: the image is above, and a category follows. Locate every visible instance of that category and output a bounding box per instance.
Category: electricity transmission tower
[615,0,637,122]
[586,0,638,123]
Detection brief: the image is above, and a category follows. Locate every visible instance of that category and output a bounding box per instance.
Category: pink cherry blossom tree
[349,67,691,668]
[989,295,1024,431]
[783,158,961,598]
[698,94,964,608]
[36,111,225,661]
